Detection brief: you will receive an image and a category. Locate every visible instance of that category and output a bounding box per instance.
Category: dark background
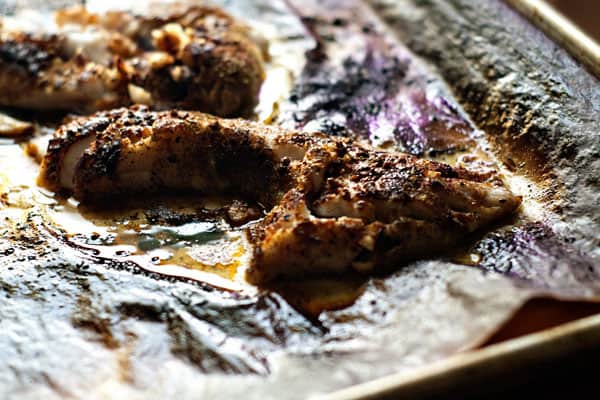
[548,0,600,42]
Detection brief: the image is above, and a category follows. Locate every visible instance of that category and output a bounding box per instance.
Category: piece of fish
[38,106,521,283]
[0,4,265,117]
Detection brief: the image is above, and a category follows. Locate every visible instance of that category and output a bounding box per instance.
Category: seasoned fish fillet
[0,4,265,116]
[38,106,521,284]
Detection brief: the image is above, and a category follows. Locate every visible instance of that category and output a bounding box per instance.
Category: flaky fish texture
[0,4,265,116]
[38,106,521,284]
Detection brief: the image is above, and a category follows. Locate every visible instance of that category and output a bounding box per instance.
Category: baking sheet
[0,0,598,399]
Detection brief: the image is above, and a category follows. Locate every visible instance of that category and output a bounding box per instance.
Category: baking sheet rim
[504,0,600,79]
[321,312,600,400]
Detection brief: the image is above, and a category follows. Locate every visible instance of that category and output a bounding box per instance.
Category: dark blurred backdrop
[547,0,600,42]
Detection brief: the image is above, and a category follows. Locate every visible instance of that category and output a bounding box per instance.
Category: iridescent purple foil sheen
[473,222,600,295]
[279,4,475,156]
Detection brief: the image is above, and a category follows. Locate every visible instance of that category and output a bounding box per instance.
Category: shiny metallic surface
[0,0,598,399]
[506,0,600,79]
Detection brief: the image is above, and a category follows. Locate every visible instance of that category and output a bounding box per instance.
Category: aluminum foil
[0,0,598,398]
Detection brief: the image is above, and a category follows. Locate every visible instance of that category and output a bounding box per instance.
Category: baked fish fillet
[0,4,265,116]
[38,106,521,283]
